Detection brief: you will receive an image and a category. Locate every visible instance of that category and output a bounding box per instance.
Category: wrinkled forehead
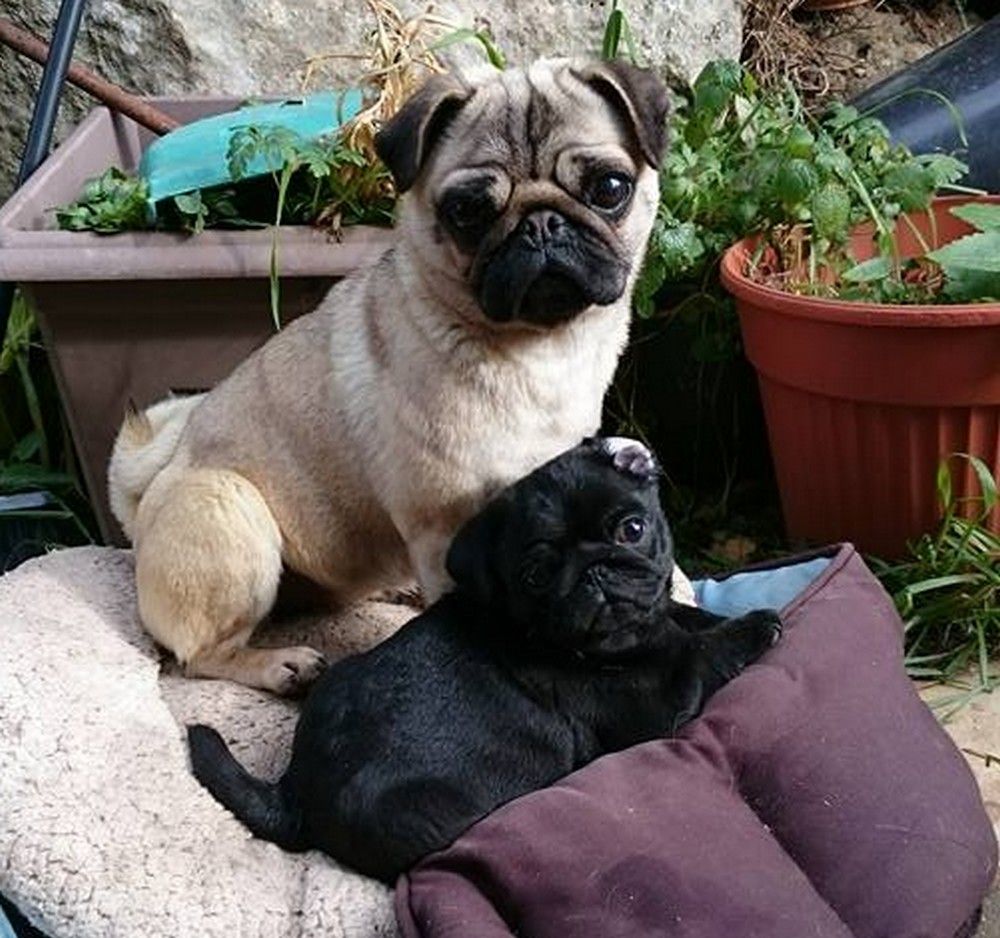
[508,453,657,532]
[430,61,632,180]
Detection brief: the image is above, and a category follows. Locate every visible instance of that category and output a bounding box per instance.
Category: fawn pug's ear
[572,60,671,169]
[374,74,474,192]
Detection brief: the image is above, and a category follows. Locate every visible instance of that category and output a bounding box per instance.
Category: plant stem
[269,162,296,331]
[15,352,49,470]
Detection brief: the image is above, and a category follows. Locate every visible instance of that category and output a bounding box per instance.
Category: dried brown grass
[301,0,458,161]
[743,1,976,108]
[742,0,836,103]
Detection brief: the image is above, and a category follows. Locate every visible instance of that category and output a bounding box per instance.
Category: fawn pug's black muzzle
[477,209,629,326]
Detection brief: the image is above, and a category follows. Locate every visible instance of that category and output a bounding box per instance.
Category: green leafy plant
[923,203,1000,302]
[55,167,151,233]
[56,125,395,235]
[224,125,394,326]
[0,292,96,568]
[635,59,971,316]
[874,454,999,717]
[225,125,394,228]
[611,55,979,563]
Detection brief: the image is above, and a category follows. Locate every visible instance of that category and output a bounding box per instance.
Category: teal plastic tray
[138,89,364,213]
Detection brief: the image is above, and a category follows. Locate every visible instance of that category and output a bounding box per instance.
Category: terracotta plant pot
[0,98,391,543]
[720,196,1000,558]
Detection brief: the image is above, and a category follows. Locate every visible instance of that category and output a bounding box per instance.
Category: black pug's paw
[741,609,783,648]
[701,609,782,682]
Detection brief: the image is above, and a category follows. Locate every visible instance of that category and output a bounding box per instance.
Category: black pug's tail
[187,724,305,851]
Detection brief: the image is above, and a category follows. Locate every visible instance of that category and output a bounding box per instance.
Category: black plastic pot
[853,16,1000,194]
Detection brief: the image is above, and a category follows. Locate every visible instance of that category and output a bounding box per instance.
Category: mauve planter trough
[0,98,392,544]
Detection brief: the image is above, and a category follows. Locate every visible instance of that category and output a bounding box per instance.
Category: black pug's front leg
[695,609,782,688]
[660,607,781,734]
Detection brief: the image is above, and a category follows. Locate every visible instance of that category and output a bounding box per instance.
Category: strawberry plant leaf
[843,256,892,283]
[774,158,817,210]
[918,153,968,189]
[55,167,150,233]
[950,203,1000,232]
[941,268,1000,303]
[927,231,1000,272]
[929,231,1000,302]
[693,59,742,118]
[811,183,851,242]
[884,162,935,213]
[784,126,815,160]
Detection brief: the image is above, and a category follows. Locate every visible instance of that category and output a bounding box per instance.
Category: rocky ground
[2,0,985,201]
[800,0,980,99]
[921,685,1000,936]
[743,0,980,107]
[1,0,742,202]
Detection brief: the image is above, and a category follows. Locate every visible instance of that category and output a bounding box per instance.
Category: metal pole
[0,0,89,338]
[0,18,179,135]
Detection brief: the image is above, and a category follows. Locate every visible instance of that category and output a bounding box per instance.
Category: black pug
[188,438,781,883]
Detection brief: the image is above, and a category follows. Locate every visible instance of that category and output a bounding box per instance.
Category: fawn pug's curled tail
[107,394,205,540]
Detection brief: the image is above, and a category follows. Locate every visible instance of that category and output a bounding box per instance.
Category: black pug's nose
[519,210,567,249]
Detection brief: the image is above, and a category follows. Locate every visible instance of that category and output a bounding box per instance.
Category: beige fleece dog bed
[0,546,415,938]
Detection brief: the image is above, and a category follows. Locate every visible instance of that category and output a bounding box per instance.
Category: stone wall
[0,0,743,201]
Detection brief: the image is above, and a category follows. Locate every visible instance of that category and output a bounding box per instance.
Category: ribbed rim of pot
[719,196,1000,328]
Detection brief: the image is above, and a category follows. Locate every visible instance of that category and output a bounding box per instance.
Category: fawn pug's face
[375,59,670,328]
[447,438,676,655]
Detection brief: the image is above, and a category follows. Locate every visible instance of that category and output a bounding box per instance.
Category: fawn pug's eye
[588,172,634,212]
[613,515,646,545]
[439,185,498,233]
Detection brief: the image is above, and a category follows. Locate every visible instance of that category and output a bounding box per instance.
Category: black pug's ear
[374,73,474,192]
[445,495,508,605]
[573,60,670,169]
[584,436,660,482]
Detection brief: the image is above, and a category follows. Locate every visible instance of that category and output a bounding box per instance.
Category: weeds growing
[0,292,96,568]
[874,455,1000,718]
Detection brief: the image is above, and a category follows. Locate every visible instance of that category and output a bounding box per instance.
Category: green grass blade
[859,88,968,148]
[602,5,623,60]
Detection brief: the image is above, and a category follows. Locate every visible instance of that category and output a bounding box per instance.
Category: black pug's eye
[588,172,634,212]
[521,555,557,592]
[613,515,646,545]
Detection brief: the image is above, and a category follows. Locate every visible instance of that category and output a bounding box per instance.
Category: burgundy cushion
[396,545,997,938]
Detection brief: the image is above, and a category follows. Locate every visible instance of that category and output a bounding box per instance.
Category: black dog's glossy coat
[189,440,780,883]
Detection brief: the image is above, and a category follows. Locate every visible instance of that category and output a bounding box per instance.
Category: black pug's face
[374,59,670,328]
[446,438,675,655]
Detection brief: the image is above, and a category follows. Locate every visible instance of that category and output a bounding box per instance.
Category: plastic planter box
[721,196,1000,558]
[0,98,391,544]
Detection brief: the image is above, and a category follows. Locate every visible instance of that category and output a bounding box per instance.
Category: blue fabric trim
[0,904,18,938]
[694,557,833,618]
